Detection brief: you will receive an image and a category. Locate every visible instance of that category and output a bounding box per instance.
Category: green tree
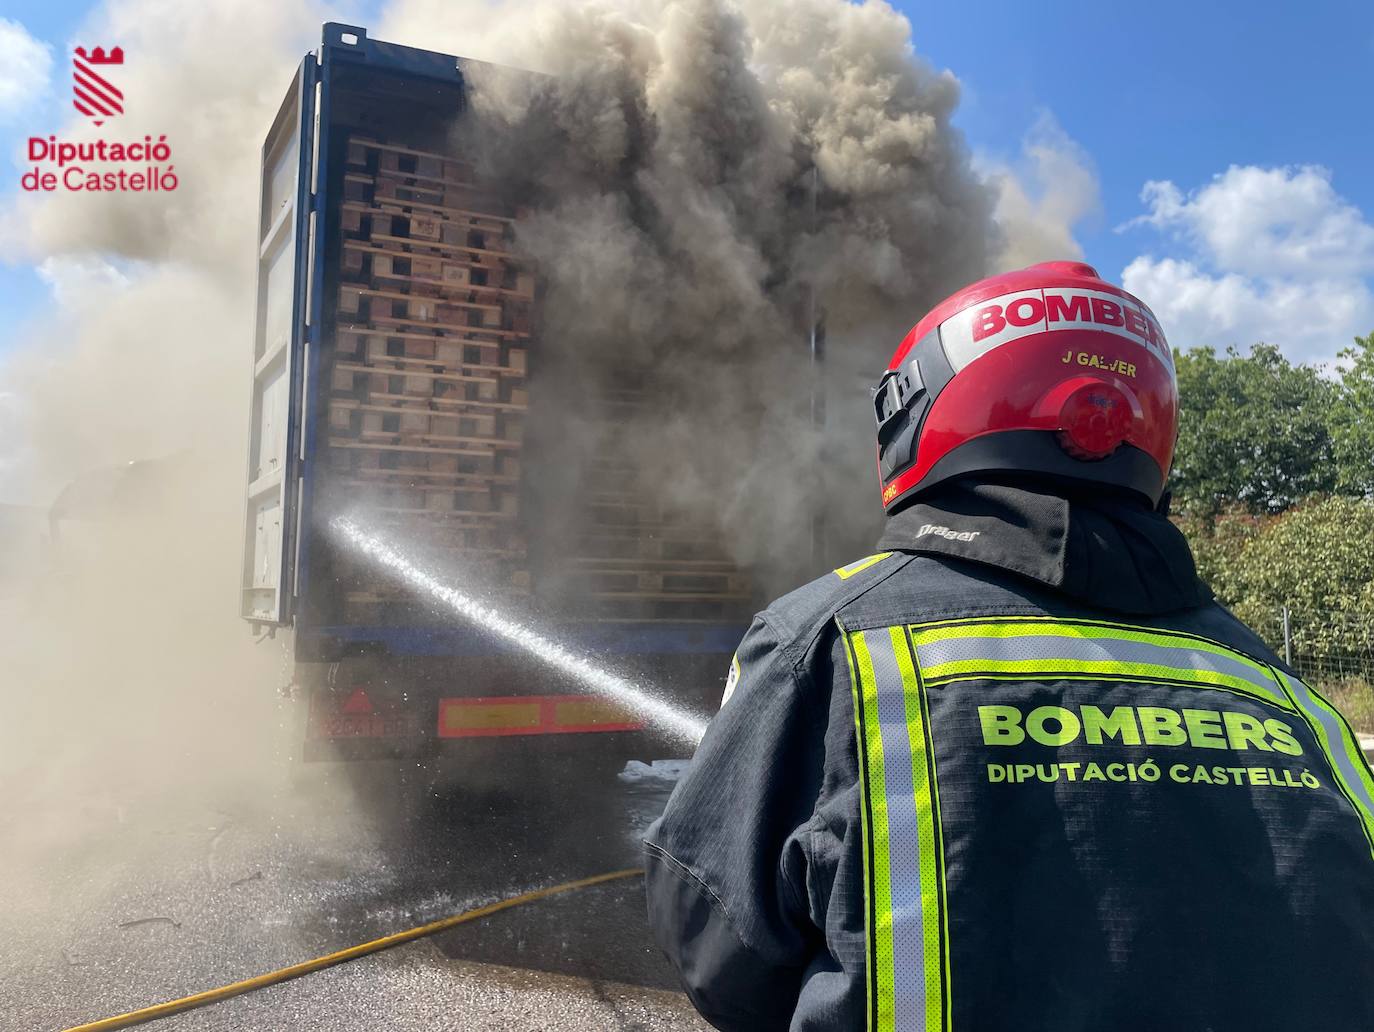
[1329,331,1374,497]
[1181,496,1374,728]
[1171,344,1337,517]
[1219,496,1374,623]
[1173,507,1265,607]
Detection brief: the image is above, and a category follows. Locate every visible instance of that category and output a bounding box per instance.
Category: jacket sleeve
[643,613,824,1031]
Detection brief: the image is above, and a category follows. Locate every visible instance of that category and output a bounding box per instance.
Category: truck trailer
[241,24,762,766]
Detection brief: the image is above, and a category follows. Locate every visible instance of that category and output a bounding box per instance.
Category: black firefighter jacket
[643,481,1374,1032]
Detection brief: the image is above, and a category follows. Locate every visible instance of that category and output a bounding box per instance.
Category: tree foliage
[1185,498,1374,707]
[1171,344,1338,517]
[1209,496,1374,619]
[1167,337,1374,722]
[1329,332,1374,497]
[1174,507,1264,607]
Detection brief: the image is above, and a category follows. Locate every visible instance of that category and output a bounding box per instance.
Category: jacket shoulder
[760,551,917,661]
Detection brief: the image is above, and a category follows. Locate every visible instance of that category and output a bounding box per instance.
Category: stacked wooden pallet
[562,390,757,622]
[328,135,532,622]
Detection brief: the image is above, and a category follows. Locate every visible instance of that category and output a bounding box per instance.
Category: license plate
[313,712,417,739]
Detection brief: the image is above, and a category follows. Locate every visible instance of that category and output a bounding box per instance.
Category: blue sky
[3,0,1374,364]
[902,0,1374,275]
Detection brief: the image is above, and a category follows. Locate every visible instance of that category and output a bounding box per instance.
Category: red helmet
[875,261,1178,512]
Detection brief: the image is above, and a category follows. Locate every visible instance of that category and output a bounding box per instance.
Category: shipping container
[241,24,757,763]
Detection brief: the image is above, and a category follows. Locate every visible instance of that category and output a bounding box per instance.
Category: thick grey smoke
[0,0,321,841]
[383,0,999,588]
[0,0,1093,826]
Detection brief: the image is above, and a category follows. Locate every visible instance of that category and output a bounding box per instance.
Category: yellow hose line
[62,867,645,1032]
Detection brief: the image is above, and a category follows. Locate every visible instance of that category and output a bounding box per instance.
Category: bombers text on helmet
[874,261,1178,513]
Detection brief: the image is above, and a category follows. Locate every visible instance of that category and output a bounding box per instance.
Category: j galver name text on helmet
[939,289,1173,375]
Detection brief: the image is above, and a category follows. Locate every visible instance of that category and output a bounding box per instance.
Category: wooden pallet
[344,241,534,300]
[566,555,739,572]
[339,567,531,624]
[566,567,752,598]
[343,502,523,545]
[345,137,497,193]
[342,204,521,264]
[329,400,509,443]
[580,497,713,530]
[574,595,753,622]
[346,138,478,183]
[571,531,732,564]
[328,134,766,623]
[327,131,536,591]
[337,344,527,380]
[339,284,511,334]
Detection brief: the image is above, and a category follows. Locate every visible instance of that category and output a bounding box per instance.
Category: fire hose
[60,868,645,1032]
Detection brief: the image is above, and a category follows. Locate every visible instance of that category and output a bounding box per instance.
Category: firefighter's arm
[643,614,821,1032]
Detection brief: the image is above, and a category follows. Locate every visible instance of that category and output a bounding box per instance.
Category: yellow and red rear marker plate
[438,694,645,738]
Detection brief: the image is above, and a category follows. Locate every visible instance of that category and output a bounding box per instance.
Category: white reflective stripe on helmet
[938,287,1173,374]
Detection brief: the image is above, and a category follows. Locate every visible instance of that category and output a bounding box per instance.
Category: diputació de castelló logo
[21,44,178,194]
[72,45,124,124]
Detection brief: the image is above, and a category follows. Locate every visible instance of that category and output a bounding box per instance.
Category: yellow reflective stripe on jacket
[844,624,949,1032]
[1274,669,1374,857]
[835,552,894,581]
[909,617,1290,709]
[845,612,1374,1031]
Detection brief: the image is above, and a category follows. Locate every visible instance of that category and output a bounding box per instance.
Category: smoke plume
[380,0,999,583]
[0,0,1091,816]
[0,1,322,829]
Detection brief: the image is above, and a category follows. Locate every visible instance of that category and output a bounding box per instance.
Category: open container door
[241,55,319,625]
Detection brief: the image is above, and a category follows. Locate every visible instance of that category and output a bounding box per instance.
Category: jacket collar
[876,480,1211,615]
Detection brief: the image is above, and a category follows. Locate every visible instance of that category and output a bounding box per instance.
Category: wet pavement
[0,755,711,1032]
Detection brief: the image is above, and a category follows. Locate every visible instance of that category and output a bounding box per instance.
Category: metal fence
[1245,605,1374,730]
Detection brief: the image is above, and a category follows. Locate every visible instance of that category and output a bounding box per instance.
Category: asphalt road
[0,754,712,1032]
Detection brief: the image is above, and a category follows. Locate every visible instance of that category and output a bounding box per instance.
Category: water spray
[331,516,709,748]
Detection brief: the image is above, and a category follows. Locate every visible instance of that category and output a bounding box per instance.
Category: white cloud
[0,19,52,123]
[35,256,131,309]
[1129,166,1374,280]
[982,112,1100,273]
[1120,165,1374,364]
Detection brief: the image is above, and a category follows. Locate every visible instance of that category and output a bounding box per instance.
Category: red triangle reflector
[341,688,374,715]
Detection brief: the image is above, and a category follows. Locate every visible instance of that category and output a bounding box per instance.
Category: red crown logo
[73,45,124,125]
[75,46,124,65]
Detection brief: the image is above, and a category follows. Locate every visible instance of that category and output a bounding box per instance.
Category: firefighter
[644,261,1374,1031]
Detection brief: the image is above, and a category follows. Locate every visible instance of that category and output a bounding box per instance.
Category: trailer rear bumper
[299,684,676,763]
